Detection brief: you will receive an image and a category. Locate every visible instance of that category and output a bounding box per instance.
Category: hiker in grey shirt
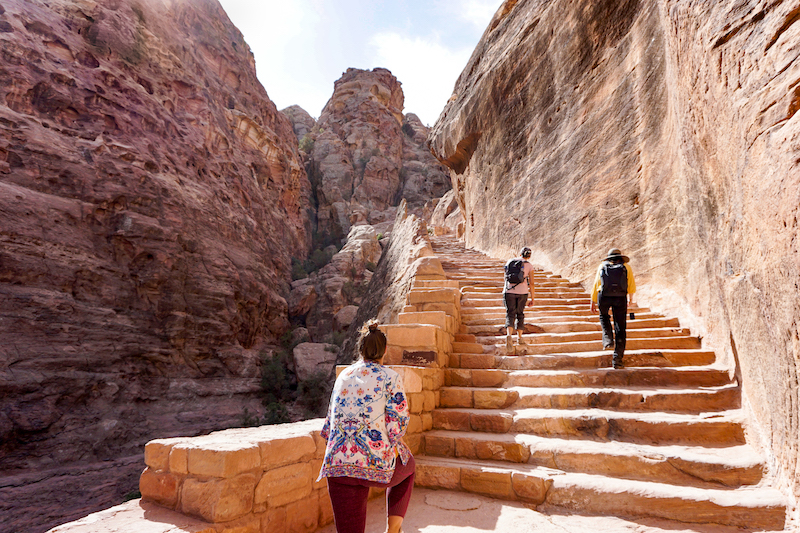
[503,247,535,351]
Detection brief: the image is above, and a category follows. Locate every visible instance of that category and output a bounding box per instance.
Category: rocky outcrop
[306,68,450,241]
[337,201,437,364]
[0,0,311,530]
[300,224,383,342]
[429,0,800,507]
[280,104,315,143]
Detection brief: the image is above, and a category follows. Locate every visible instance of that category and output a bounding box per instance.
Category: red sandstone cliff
[0,0,311,530]
[429,0,800,507]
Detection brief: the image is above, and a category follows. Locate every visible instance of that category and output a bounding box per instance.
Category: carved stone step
[438,384,741,413]
[421,430,766,488]
[414,456,786,530]
[431,407,748,446]
[450,349,717,370]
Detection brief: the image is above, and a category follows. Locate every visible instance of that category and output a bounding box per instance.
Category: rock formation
[306,68,451,241]
[280,104,316,142]
[282,70,452,346]
[0,0,311,530]
[429,0,800,506]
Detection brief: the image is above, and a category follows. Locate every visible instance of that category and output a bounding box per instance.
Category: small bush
[291,258,308,280]
[365,261,376,272]
[298,370,331,416]
[263,402,291,425]
[331,330,346,347]
[261,352,294,404]
[299,134,315,152]
[122,490,141,502]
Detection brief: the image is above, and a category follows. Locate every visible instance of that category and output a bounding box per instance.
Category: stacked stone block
[139,420,331,533]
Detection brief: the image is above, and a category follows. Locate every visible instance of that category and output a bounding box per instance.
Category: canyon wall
[0,0,311,530]
[429,0,800,505]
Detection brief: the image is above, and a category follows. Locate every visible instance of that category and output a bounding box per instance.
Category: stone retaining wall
[139,366,444,533]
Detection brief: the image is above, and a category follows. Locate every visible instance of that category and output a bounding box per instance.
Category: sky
[216,0,502,126]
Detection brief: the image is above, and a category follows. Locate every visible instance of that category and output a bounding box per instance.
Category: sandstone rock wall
[429,0,800,505]
[0,0,311,530]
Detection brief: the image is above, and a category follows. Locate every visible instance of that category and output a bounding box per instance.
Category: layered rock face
[429,0,800,505]
[0,0,310,529]
[282,70,451,344]
[307,68,451,240]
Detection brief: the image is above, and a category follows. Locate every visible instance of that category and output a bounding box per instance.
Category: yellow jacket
[590,262,636,303]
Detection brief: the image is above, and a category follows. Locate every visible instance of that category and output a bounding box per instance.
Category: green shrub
[331,330,346,347]
[261,352,293,404]
[291,258,308,280]
[263,402,291,425]
[299,134,315,152]
[298,370,331,417]
[365,261,376,272]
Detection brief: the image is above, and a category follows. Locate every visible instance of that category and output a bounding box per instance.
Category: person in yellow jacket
[590,248,636,369]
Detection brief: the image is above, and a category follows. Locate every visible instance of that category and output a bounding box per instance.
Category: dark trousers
[326,455,416,533]
[599,295,627,359]
[504,292,527,330]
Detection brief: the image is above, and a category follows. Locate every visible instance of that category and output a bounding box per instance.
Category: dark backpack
[505,259,526,287]
[600,262,628,297]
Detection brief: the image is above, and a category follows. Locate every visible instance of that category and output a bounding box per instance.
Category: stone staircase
[414,236,787,530]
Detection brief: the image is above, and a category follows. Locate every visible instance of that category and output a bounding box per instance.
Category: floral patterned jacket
[317,360,411,483]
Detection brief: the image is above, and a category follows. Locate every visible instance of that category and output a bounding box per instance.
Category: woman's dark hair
[520,247,532,258]
[358,319,387,362]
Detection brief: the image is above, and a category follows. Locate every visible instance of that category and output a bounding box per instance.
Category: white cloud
[369,32,473,126]
[459,0,502,29]
[218,0,331,116]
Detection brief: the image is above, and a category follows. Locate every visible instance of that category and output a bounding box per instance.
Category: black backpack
[505,259,526,287]
[600,262,628,297]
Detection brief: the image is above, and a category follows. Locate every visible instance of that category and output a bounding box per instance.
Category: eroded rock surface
[307,68,450,240]
[429,0,800,504]
[0,0,310,530]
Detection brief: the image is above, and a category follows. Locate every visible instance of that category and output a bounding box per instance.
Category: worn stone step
[461,288,587,297]
[445,366,733,389]
[463,298,592,308]
[464,317,678,336]
[461,308,648,320]
[451,341,485,354]
[421,430,766,488]
[476,328,694,347]
[414,456,786,530]
[450,349,717,370]
[431,407,747,446]
[503,367,734,388]
[438,385,741,413]
[503,336,703,355]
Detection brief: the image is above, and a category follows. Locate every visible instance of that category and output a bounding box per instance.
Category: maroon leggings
[326,456,416,533]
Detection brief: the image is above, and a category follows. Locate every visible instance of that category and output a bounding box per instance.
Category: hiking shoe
[517,335,527,345]
[603,341,615,350]
[612,356,624,369]
[506,335,513,351]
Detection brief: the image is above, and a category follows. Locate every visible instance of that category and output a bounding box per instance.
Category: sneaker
[603,341,615,350]
[517,335,527,345]
[506,335,513,351]
[612,356,624,369]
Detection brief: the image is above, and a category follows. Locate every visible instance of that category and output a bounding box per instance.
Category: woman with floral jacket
[318,320,414,533]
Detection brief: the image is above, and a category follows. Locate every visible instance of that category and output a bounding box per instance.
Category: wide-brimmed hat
[605,248,629,263]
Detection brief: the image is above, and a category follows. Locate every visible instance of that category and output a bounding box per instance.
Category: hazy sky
[216,0,502,126]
